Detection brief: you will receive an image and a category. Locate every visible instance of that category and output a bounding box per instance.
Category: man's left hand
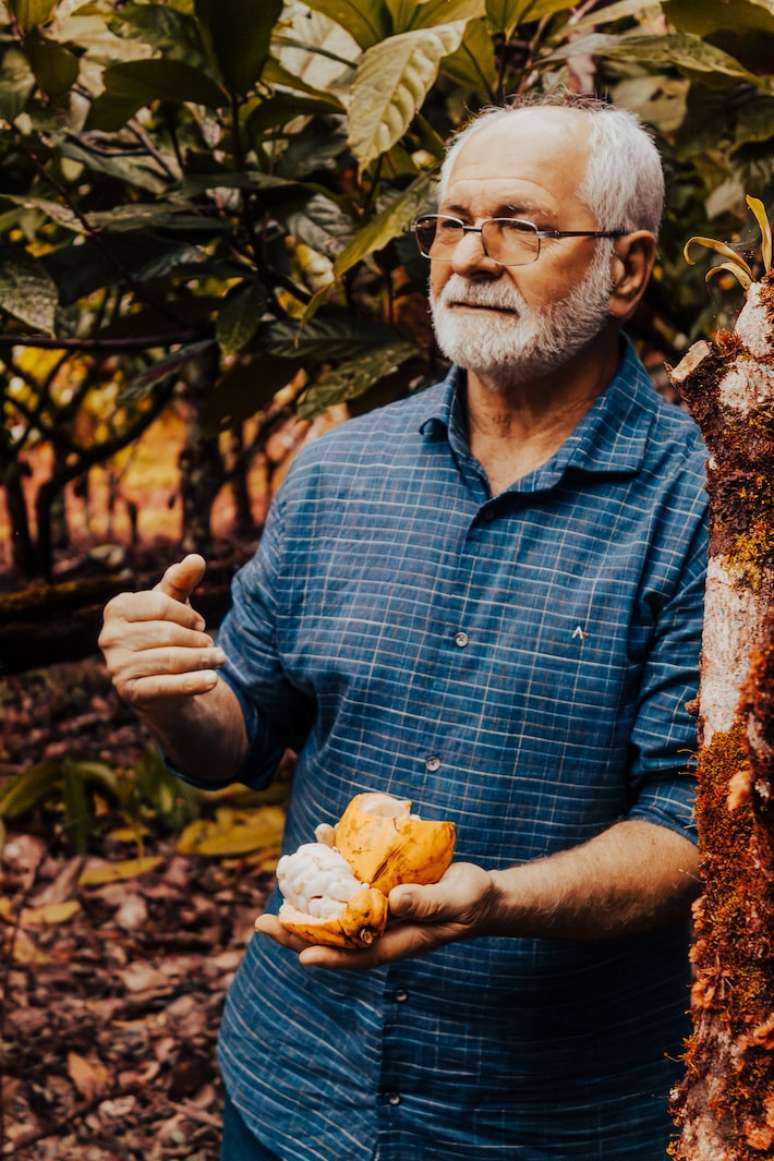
[254,862,496,970]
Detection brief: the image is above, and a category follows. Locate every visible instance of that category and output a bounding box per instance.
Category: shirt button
[386,1092,401,1105]
[425,755,441,773]
[394,988,409,1002]
[454,631,469,648]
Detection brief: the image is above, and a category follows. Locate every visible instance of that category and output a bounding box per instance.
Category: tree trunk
[178,344,225,555]
[1,461,36,577]
[51,445,70,549]
[667,274,774,1159]
[228,424,255,537]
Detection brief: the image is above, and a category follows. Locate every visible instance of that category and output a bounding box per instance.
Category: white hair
[437,95,664,236]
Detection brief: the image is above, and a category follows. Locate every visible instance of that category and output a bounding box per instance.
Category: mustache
[434,274,528,313]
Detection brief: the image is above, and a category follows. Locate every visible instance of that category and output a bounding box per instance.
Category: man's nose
[450,229,502,278]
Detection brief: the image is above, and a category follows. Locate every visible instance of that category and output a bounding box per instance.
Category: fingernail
[213,649,226,663]
[195,618,205,631]
[202,670,217,683]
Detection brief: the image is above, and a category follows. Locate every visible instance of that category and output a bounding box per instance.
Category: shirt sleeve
[160,487,315,791]
[625,486,708,845]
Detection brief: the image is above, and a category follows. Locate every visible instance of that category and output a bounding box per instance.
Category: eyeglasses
[412,213,627,268]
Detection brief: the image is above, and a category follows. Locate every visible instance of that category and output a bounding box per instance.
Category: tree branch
[0,333,200,351]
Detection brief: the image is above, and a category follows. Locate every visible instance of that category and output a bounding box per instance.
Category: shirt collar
[417,332,657,487]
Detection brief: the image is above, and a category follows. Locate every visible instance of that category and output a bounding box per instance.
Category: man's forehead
[443,108,591,212]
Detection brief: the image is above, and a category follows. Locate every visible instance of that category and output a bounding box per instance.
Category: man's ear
[608,231,657,322]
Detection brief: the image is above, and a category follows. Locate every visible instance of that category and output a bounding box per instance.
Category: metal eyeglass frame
[412,213,628,267]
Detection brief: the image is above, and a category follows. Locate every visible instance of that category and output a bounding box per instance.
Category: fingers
[124,670,221,706]
[153,554,206,604]
[297,922,444,971]
[253,914,310,955]
[130,622,214,652]
[313,823,336,847]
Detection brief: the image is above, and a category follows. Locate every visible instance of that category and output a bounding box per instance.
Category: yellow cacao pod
[276,792,456,947]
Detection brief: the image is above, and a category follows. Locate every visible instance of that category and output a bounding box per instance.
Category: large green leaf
[59,140,169,196]
[118,340,215,405]
[333,172,435,278]
[111,3,208,67]
[283,192,356,257]
[0,248,58,335]
[267,310,405,360]
[407,0,485,28]
[0,760,60,819]
[194,0,281,94]
[302,0,391,49]
[298,340,417,419]
[245,92,343,139]
[216,281,267,355]
[103,58,227,109]
[84,93,146,132]
[664,0,774,37]
[24,34,79,97]
[485,0,570,37]
[441,16,496,96]
[548,31,761,84]
[574,0,656,30]
[201,352,303,435]
[262,57,346,106]
[348,23,465,170]
[9,0,56,33]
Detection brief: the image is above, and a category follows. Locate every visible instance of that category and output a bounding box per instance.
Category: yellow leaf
[177,806,285,857]
[683,236,753,278]
[12,929,50,964]
[0,897,13,921]
[705,262,753,290]
[745,194,772,274]
[21,899,81,926]
[106,824,151,842]
[245,846,281,873]
[78,856,163,887]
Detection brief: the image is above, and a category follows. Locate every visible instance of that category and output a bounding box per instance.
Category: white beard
[429,242,614,388]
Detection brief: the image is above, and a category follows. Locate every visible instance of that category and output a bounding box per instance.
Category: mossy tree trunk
[667,274,774,1159]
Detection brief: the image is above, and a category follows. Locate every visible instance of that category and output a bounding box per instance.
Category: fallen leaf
[67,1051,110,1101]
[29,855,86,906]
[12,929,49,963]
[115,895,148,931]
[79,856,163,887]
[106,824,151,842]
[117,960,169,993]
[21,899,81,926]
[0,897,13,920]
[177,806,284,857]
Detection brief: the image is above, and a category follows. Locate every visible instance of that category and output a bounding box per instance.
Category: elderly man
[99,94,708,1160]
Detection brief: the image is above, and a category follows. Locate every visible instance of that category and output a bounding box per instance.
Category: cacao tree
[667,201,774,1160]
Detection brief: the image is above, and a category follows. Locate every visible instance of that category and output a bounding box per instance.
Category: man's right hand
[98,553,226,713]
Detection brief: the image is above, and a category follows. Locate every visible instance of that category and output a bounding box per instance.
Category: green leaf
[683,235,754,276]
[574,0,657,30]
[0,760,60,819]
[62,765,91,854]
[111,3,208,67]
[333,172,435,278]
[298,340,417,419]
[302,0,391,49]
[194,0,282,94]
[0,45,36,120]
[9,0,56,33]
[551,31,762,85]
[441,16,496,96]
[245,93,343,139]
[23,34,79,97]
[118,340,215,405]
[216,281,267,355]
[267,310,405,360]
[59,140,169,196]
[664,0,774,38]
[407,0,485,28]
[348,22,466,170]
[84,93,146,132]
[262,57,346,106]
[0,248,58,335]
[705,261,753,289]
[86,203,229,233]
[200,352,302,435]
[283,192,357,257]
[103,58,227,110]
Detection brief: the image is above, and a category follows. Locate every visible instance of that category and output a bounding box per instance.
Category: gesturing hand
[254,862,497,970]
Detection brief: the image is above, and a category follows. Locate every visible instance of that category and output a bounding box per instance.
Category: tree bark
[1,461,35,576]
[228,424,255,537]
[667,274,774,1159]
[178,344,225,555]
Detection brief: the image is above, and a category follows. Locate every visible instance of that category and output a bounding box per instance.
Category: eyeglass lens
[415,216,540,266]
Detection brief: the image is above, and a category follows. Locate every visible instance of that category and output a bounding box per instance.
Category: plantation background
[1,1,773,1157]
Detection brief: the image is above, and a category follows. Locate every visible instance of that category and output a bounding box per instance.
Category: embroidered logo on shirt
[572,624,589,641]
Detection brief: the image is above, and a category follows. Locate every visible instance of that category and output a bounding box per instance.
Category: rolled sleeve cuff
[626,774,698,845]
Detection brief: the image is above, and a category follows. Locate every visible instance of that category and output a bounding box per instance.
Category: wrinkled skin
[255,861,497,970]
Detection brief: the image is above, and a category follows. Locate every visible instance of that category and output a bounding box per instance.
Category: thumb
[389,883,450,923]
[154,554,206,604]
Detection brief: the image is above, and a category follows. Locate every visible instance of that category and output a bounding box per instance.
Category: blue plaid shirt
[166,334,708,1160]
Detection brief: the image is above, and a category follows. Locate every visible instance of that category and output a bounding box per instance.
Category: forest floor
[1,657,286,1159]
